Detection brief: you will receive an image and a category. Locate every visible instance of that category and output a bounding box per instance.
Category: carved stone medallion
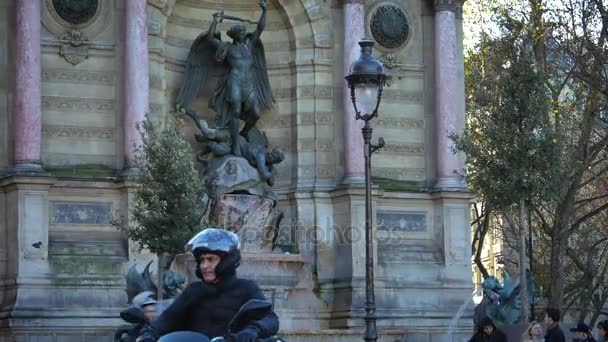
[59,30,89,65]
[52,0,99,25]
[370,4,409,50]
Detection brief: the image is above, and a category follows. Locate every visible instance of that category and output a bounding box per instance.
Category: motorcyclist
[138,228,279,342]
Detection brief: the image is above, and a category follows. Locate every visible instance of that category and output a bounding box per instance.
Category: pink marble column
[13,0,42,171]
[434,0,466,190]
[124,0,149,168]
[343,0,366,184]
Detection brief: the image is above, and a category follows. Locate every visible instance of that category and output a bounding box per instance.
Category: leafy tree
[453,22,559,322]
[114,114,205,299]
[463,0,608,313]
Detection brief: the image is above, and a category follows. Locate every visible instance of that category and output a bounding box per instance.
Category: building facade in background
[0,0,470,341]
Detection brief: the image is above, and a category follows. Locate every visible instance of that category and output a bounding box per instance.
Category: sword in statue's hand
[214,10,259,25]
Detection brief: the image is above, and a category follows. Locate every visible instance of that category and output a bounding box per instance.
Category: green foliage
[463,0,608,312]
[452,28,559,210]
[117,114,204,255]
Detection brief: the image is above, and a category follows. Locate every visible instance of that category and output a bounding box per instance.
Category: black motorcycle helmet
[185,228,241,281]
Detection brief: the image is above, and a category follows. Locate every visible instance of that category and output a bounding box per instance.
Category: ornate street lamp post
[345,38,386,342]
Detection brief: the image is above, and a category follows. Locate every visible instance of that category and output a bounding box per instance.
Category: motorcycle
[157,299,286,342]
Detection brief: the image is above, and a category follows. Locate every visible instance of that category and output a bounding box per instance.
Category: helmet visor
[185,228,240,254]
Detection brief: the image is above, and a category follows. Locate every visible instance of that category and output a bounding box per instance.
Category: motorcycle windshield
[227,299,273,333]
[158,331,210,342]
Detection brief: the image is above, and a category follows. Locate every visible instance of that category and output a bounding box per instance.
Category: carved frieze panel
[382,143,425,156]
[434,0,460,12]
[42,69,115,86]
[298,112,334,126]
[375,117,424,129]
[42,97,115,114]
[381,90,423,104]
[50,201,112,225]
[373,167,425,181]
[43,126,114,141]
[378,211,427,232]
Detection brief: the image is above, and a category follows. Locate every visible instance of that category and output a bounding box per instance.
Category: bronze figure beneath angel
[175,0,273,158]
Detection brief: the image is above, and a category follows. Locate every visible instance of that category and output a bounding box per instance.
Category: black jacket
[544,323,566,342]
[114,323,142,342]
[142,274,279,339]
[468,329,508,342]
[575,337,596,342]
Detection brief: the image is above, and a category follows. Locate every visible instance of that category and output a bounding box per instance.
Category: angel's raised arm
[207,13,222,48]
[252,1,267,41]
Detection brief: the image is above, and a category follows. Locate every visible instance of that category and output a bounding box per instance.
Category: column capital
[433,0,464,13]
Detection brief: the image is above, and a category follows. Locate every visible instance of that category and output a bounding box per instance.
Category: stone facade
[0,0,472,341]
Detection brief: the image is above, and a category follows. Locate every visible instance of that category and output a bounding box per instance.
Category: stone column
[343,0,366,184]
[123,0,149,168]
[434,0,466,190]
[13,0,42,172]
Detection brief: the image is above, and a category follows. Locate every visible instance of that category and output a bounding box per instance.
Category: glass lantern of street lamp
[345,39,386,120]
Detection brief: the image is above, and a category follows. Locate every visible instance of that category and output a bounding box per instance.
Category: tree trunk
[474,210,492,279]
[519,199,529,323]
[549,231,565,308]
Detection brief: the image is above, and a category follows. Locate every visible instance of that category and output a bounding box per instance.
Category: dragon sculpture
[473,270,534,329]
[125,261,186,303]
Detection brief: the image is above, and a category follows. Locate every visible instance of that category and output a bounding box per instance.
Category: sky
[462,0,523,52]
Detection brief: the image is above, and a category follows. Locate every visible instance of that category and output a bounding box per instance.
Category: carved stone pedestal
[206,193,283,253]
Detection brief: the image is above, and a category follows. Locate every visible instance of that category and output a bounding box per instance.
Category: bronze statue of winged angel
[175,0,273,158]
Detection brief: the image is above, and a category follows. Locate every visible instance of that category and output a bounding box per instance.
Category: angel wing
[141,261,158,293]
[176,32,228,110]
[125,261,159,303]
[500,271,520,301]
[126,264,146,303]
[248,34,274,111]
[244,126,269,148]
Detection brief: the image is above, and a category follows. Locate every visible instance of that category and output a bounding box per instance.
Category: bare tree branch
[569,202,608,235]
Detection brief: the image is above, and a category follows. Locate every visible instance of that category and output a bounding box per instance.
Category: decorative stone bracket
[58,30,89,65]
[378,53,403,86]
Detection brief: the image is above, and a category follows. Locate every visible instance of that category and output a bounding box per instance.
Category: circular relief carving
[52,0,99,25]
[370,4,409,50]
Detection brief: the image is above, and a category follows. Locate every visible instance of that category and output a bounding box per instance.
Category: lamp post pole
[362,120,385,342]
[363,119,376,342]
[345,38,386,342]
